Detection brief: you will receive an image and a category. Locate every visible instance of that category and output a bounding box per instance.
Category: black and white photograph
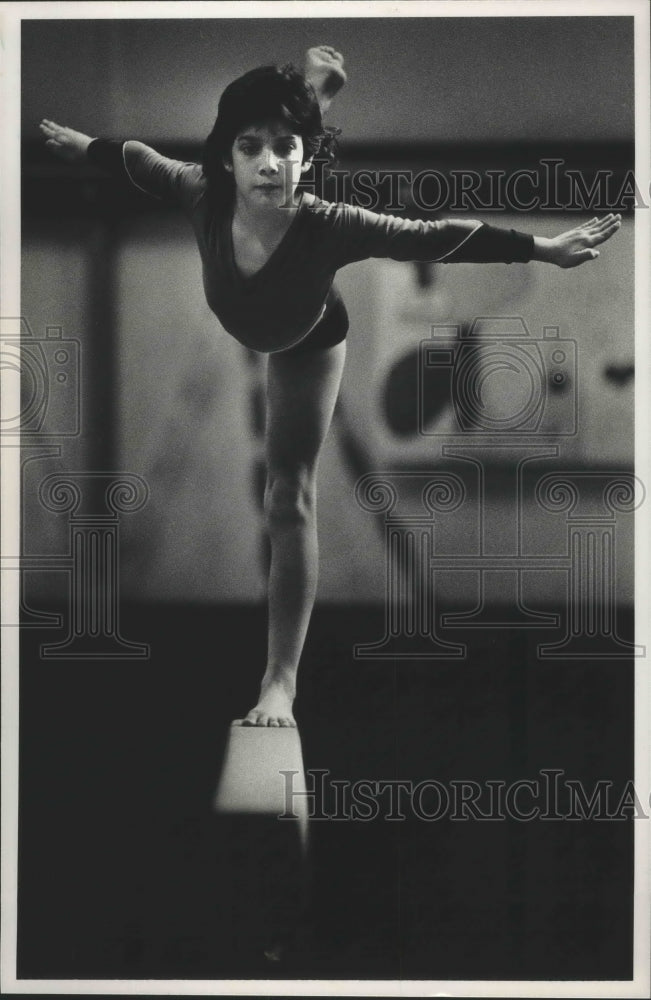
[2,1,650,995]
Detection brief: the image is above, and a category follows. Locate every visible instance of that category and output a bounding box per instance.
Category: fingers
[591,213,621,230]
[582,217,621,247]
[40,120,70,159]
[577,213,621,236]
[581,213,621,233]
[40,119,68,143]
[591,218,621,245]
[572,248,600,267]
[40,119,63,134]
[571,214,621,250]
[558,212,622,267]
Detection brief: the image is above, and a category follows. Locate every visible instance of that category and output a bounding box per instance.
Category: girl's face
[226,121,312,208]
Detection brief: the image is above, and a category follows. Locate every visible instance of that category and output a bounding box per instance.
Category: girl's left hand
[535,214,622,268]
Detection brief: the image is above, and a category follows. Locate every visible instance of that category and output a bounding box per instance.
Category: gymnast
[40,45,621,728]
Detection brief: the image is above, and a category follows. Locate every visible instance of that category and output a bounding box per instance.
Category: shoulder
[124,140,206,197]
[301,191,357,228]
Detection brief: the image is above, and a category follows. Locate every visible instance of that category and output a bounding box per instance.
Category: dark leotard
[88,139,533,355]
[276,286,349,357]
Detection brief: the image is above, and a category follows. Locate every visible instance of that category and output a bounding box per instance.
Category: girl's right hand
[39,119,95,162]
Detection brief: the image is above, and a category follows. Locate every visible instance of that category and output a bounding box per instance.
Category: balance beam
[213,725,309,846]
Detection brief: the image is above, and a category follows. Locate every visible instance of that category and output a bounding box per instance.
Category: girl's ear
[223,158,233,173]
[300,158,313,174]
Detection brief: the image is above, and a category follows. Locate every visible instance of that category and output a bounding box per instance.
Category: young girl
[40,46,621,729]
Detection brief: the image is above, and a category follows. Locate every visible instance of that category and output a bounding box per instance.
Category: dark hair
[202,63,340,212]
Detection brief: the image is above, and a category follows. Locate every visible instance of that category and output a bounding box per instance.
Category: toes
[233,709,296,728]
[240,712,265,726]
[233,713,270,727]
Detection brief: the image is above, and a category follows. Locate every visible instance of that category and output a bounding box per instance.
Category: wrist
[532,235,558,265]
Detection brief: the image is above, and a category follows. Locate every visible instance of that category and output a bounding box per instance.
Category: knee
[264,470,316,530]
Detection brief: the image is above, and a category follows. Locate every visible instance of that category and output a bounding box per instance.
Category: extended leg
[235,339,346,726]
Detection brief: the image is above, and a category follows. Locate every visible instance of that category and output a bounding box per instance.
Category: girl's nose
[260,150,280,173]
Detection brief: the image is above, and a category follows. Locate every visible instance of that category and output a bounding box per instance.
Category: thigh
[265,339,347,478]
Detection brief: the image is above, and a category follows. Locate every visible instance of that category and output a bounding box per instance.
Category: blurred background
[16,14,638,983]
[20,15,635,605]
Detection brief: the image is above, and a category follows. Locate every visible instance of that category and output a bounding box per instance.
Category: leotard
[88,139,534,355]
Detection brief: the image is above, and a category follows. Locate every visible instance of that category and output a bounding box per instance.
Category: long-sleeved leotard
[88,139,534,354]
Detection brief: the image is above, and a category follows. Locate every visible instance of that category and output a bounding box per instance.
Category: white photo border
[2,1,649,997]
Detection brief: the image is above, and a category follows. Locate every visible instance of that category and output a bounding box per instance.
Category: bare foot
[304,46,347,110]
[232,676,296,728]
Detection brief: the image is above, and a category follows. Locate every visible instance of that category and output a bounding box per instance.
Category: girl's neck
[233,191,302,235]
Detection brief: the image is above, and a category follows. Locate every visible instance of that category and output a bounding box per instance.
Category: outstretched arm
[531,214,621,268]
[39,119,202,207]
[337,203,622,270]
[39,119,94,161]
[304,45,346,114]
